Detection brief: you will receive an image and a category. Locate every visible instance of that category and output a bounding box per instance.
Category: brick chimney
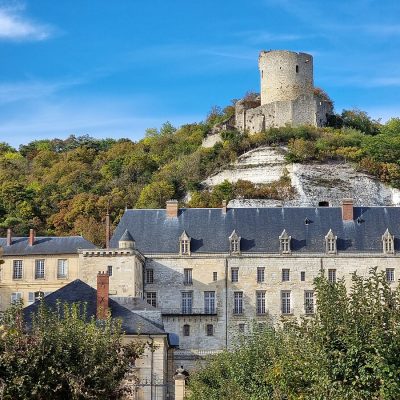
[222,200,227,214]
[28,229,35,246]
[342,198,354,221]
[166,200,179,218]
[97,271,109,320]
[6,228,12,246]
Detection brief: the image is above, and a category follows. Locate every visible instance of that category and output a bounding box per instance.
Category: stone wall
[79,251,144,297]
[144,253,400,373]
[234,94,331,133]
[259,50,314,105]
[0,254,80,311]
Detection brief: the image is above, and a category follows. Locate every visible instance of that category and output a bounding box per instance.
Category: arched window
[382,229,395,254]
[183,324,190,336]
[279,230,291,254]
[325,229,337,254]
[179,231,191,256]
[229,230,241,255]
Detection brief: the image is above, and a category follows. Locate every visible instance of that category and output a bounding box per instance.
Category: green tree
[188,269,400,400]
[135,180,175,208]
[0,301,148,400]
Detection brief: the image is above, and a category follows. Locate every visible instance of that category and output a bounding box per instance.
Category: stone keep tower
[259,50,314,105]
[233,49,333,133]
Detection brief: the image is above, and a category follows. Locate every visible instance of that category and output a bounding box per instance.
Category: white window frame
[233,291,243,314]
[183,268,193,285]
[231,268,239,283]
[182,291,193,314]
[11,292,22,304]
[328,269,337,283]
[257,267,265,283]
[281,291,291,315]
[146,269,154,284]
[282,268,290,282]
[256,291,266,314]
[304,290,314,314]
[13,260,23,280]
[146,291,157,308]
[386,268,395,283]
[57,259,68,279]
[204,291,216,314]
[35,259,45,280]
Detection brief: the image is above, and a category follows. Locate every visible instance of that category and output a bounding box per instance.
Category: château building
[2,198,400,375]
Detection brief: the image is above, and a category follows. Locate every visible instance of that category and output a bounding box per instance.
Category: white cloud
[0,6,51,41]
[0,78,87,104]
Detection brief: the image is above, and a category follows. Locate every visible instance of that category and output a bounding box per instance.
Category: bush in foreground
[188,269,400,400]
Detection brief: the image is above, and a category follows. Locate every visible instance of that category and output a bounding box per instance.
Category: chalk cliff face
[202,146,400,207]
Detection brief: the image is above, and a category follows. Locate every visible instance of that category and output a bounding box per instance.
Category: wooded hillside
[0,106,399,245]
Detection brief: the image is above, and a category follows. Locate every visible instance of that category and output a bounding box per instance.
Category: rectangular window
[146,269,154,284]
[282,268,290,282]
[231,268,239,283]
[35,259,45,279]
[238,323,246,333]
[204,291,216,314]
[182,292,193,314]
[107,265,113,277]
[12,260,23,280]
[146,292,157,308]
[213,271,218,282]
[386,268,395,283]
[328,269,336,283]
[206,324,214,336]
[57,259,68,279]
[305,291,314,314]
[300,271,305,281]
[11,292,22,304]
[183,324,190,336]
[281,291,291,314]
[233,292,243,314]
[257,267,265,283]
[256,291,266,314]
[184,269,193,285]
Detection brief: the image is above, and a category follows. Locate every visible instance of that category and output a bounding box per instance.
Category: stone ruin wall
[233,50,333,134]
[259,50,314,105]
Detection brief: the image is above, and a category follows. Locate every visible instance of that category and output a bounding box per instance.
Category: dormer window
[325,229,337,254]
[382,229,394,254]
[279,230,291,254]
[179,231,191,256]
[229,230,241,255]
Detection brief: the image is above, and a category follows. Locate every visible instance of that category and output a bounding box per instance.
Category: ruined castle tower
[259,50,314,105]
[234,50,333,133]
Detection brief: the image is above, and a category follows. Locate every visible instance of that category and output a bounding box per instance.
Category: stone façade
[234,50,333,133]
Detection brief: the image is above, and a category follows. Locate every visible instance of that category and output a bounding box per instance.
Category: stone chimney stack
[342,199,354,221]
[97,271,109,320]
[222,200,227,214]
[166,200,179,218]
[6,228,12,246]
[28,229,35,246]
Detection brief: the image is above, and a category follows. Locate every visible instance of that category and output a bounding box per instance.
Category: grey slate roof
[110,206,400,254]
[119,229,134,242]
[0,236,96,256]
[23,280,166,335]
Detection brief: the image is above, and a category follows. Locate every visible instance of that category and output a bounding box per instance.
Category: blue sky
[0,0,399,147]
